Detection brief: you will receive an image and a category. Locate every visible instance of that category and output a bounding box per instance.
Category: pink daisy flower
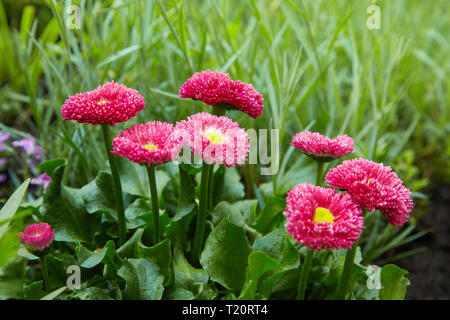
[111,121,181,166]
[61,81,145,126]
[174,112,249,167]
[179,70,264,118]
[284,184,364,251]
[291,131,354,161]
[18,223,54,251]
[325,158,413,228]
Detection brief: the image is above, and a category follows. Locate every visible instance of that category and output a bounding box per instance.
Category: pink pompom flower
[291,131,354,162]
[174,112,249,167]
[61,81,145,126]
[283,184,364,251]
[18,223,54,251]
[179,70,264,119]
[111,121,181,166]
[325,158,413,228]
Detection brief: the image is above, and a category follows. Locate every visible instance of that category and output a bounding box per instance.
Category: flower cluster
[284,184,364,250]
[326,158,413,227]
[179,70,264,119]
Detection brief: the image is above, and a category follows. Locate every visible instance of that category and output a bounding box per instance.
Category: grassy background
[0,0,448,262]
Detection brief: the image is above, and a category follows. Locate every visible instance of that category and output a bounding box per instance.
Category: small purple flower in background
[0,131,10,152]
[0,173,7,184]
[12,138,40,155]
[0,158,6,166]
[12,138,43,166]
[31,173,51,190]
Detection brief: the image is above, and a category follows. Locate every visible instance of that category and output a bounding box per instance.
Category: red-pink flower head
[61,81,145,126]
[291,131,354,162]
[179,70,264,118]
[18,223,54,251]
[325,158,413,228]
[283,184,364,251]
[111,121,181,166]
[174,112,249,167]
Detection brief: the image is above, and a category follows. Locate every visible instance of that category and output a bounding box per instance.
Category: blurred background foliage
[0,0,449,266]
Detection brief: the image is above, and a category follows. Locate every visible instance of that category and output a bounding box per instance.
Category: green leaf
[81,171,116,220]
[221,167,245,202]
[117,228,172,284]
[40,163,97,243]
[73,287,113,300]
[0,178,30,239]
[125,198,152,229]
[238,251,281,299]
[38,158,66,175]
[76,240,116,269]
[200,216,251,294]
[253,196,286,233]
[211,200,258,227]
[41,286,67,300]
[136,239,173,285]
[175,164,196,220]
[172,247,209,297]
[380,264,410,300]
[0,257,26,299]
[252,228,299,268]
[180,163,202,175]
[164,287,196,300]
[118,157,169,198]
[117,258,164,300]
[23,281,45,300]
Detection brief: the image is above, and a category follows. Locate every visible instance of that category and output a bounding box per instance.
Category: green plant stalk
[191,161,211,264]
[334,238,359,300]
[208,165,214,210]
[146,165,160,245]
[334,209,367,299]
[296,248,314,300]
[316,161,324,186]
[207,105,226,210]
[101,124,126,245]
[40,255,50,291]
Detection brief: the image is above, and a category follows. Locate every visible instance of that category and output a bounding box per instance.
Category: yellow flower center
[97,100,108,105]
[203,132,223,144]
[367,178,371,185]
[313,207,334,224]
[143,144,158,151]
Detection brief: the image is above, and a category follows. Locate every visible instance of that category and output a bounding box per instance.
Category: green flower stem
[297,248,314,300]
[316,161,324,186]
[146,165,160,245]
[101,124,126,245]
[191,161,211,264]
[334,238,359,300]
[334,209,367,299]
[207,166,214,210]
[40,255,50,291]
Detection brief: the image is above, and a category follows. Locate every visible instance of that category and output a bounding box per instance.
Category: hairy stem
[191,162,211,265]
